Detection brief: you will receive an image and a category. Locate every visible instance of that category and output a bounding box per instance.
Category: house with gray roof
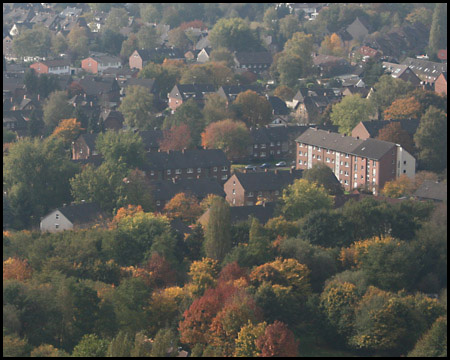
[224,169,303,206]
[400,57,447,84]
[413,180,447,202]
[382,62,421,86]
[168,83,216,111]
[233,51,273,74]
[40,202,106,233]
[351,119,420,140]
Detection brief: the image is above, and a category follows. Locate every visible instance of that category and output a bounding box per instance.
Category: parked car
[260,163,272,169]
[275,161,287,167]
[245,165,257,171]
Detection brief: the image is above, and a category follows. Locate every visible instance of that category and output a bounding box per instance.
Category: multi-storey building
[295,128,415,194]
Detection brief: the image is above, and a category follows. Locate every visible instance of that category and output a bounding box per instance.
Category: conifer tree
[204,197,232,261]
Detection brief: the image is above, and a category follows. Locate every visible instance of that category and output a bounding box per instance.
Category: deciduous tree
[384,96,421,120]
[255,321,299,357]
[209,17,261,52]
[204,197,232,261]
[159,123,192,151]
[234,90,272,128]
[330,94,374,135]
[376,122,415,154]
[163,192,203,224]
[42,91,74,131]
[118,85,156,129]
[51,118,84,147]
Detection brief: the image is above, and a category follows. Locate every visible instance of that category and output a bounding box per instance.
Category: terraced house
[296,128,415,195]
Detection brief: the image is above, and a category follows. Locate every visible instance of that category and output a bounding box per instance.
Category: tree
[67,25,89,59]
[12,26,51,58]
[119,169,154,212]
[330,94,374,135]
[120,33,139,60]
[320,33,344,56]
[234,90,272,128]
[159,123,192,151]
[140,4,161,23]
[97,29,125,56]
[362,58,384,87]
[255,321,299,357]
[106,331,134,357]
[30,344,68,357]
[24,68,39,94]
[163,193,203,224]
[384,96,421,120]
[408,88,447,116]
[377,122,415,154]
[139,62,180,98]
[95,130,146,169]
[168,27,191,51]
[72,334,109,357]
[187,257,220,298]
[136,25,160,50]
[283,32,314,68]
[279,14,301,41]
[204,197,232,261]
[234,321,267,357]
[303,163,344,195]
[42,91,74,131]
[104,7,129,32]
[381,175,414,198]
[428,3,447,59]
[4,137,79,228]
[3,257,32,281]
[280,179,334,221]
[370,75,415,115]
[209,17,261,52]
[180,62,234,87]
[405,7,433,27]
[51,33,68,56]
[3,334,32,357]
[150,328,179,357]
[144,252,177,289]
[163,99,205,146]
[408,316,447,357]
[210,47,234,67]
[118,85,156,129]
[202,93,232,125]
[51,118,83,147]
[273,85,295,102]
[201,119,250,160]
[414,106,447,172]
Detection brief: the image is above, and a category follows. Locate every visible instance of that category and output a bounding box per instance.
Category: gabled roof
[35,59,70,68]
[151,177,226,202]
[268,96,289,115]
[138,129,164,149]
[229,202,276,224]
[170,83,216,101]
[77,133,98,149]
[217,84,262,102]
[296,128,398,160]
[144,149,230,171]
[359,119,420,138]
[119,78,157,93]
[87,53,121,64]
[346,17,369,40]
[134,47,184,61]
[233,169,303,192]
[401,57,447,80]
[413,180,447,202]
[55,202,104,225]
[77,76,118,96]
[234,51,273,65]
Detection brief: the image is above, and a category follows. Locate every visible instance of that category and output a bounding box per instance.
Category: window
[55,214,59,220]
[392,160,395,164]
[277,141,281,146]
[275,190,279,195]
[232,198,236,204]
[197,168,201,173]
[299,151,302,155]
[340,161,343,166]
[354,174,358,179]
[354,164,357,170]
[258,191,262,196]
[261,152,266,157]
[233,180,236,185]
[344,180,348,185]
[187,168,193,173]
[326,149,330,154]
[299,159,302,165]
[299,143,303,147]
[222,166,228,171]
[150,170,155,176]
[345,162,349,167]
[403,160,406,165]
[317,155,321,160]
[331,159,335,163]
[326,157,330,163]
[175,169,181,174]
[277,150,280,154]
[340,170,343,175]
[261,144,266,149]
[254,144,258,148]
[156,201,161,206]
[312,154,316,158]
[232,189,235,195]
[248,192,254,197]
[221,175,228,180]
[167,169,171,175]
[373,160,376,166]
[372,169,376,176]
[403,169,406,174]
[344,171,349,176]
[213,167,218,172]
[270,142,274,147]
[345,153,349,158]
[361,165,364,169]
[55,224,59,229]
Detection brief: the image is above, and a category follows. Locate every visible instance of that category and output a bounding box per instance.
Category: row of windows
[161,166,228,175]
[247,190,279,197]
[254,142,281,148]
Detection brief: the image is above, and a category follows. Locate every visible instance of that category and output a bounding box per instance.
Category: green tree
[168,27,191,51]
[150,328,179,357]
[163,99,205,146]
[104,7,129,32]
[120,33,139,60]
[3,334,32,357]
[96,129,146,168]
[4,137,79,228]
[428,3,447,59]
[30,344,68,357]
[136,25,160,50]
[233,90,272,128]
[202,93,232,125]
[362,57,384,87]
[118,85,156,129]
[279,14,301,41]
[414,106,447,172]
[303,163,344,195]
[42,90,74,132]
[370,75,415,115]
[51,33,68,56]
[106,331,134,357]
[330,94,374,135]
[209,17,261,52]
[408,316,447,357]
[12,25,51,58]
[204,197,232,261]
[72,334,109,357]
[67,25,89,59]
[209,47,235,67]
[234,321,267,357]
[280,179,334,221]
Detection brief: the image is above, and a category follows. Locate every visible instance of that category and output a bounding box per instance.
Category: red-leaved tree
[255,320,299,357]
[159,123,192,151]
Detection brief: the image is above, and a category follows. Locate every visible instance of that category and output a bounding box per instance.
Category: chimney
[37,94,40,101]
[182,148,185,154]
[274,169,278,175]
[24,94,27,99]
[265,168,268,172]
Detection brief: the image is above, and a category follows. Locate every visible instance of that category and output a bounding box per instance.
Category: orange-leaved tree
[201,119,250,160]
[163,192,203,224]
[159,123,192,151]
[255,320,299,357]
[51,118,84,146]
[376,121,415,154]
[3,257,33,281]
[384,96,421,120]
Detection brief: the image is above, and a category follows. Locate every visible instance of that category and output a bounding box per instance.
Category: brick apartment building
[295,128,415,194]
[143,148,231,183]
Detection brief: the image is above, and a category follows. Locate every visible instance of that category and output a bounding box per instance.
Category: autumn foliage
[376,121,415,153]
[163,192,203,224]
[51,118,84,146]
[159,123,192,151]
[384,96,421,120]
[110,205,144,228]
[3,257,33,281]
[255,320,299,357]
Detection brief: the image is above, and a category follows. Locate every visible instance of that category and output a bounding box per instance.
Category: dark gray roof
[268,96,289,115]
[360,119,420,138]
[119,78,157,94]
[233,169,303,192]
[296,128,364,154]
[401,57,447,79]
[351,137,395,160]
[234,51,273,65]
[413,180,447,202]
[77,76,119,96]
[151,177,226,202]
[79,133,98,150]
[229,202,276,224]
[217,84,262,102]
[170,84,216,101]
[144,149,230,171]
[297,128,397,160]
[139,130,164,149]
[56,202,104,225]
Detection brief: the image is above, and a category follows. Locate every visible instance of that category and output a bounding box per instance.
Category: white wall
[396,145,416,179]
[40,210,73,233]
